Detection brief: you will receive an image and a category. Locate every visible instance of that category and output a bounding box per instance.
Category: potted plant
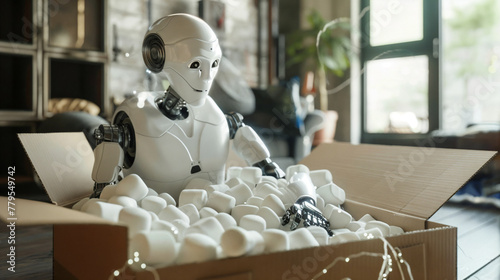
[286,10,351,144]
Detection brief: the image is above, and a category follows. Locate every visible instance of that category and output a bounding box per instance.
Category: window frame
[359,0,440,145]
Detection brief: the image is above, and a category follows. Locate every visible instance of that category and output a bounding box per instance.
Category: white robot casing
[114,91,229,200]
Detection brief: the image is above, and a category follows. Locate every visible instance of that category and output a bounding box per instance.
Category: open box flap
[18,132,94,206]
[0,196,112,225]
[300,142,496,220]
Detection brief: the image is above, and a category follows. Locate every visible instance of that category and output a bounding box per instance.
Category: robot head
[142,14,222,106]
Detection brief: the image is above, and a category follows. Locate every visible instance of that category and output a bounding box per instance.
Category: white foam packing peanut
[226,166,242,180]
[220,227,264,257]
[119,207,152,238]
[347,221,366,232]
[356,227,384,240]
[225,177,247,188]
[72,197,90,211]
[99,185,117,200]
[239,167,262,186]
[151,220,180,241]
[184,216,225,243]
[115,174,149,201]
[261,194,286,216]
[262,229,289,253]
[365,220,391,236]
[254,182,282,199]
[80,198,103,212]
[329,232,360,245]
[199,207,218,218]
[146,188,158,197]
[328,205,353,229]
[246,196,263,207]
[215,213,237,230]
[108,196,138,208]
[206,191,236,213]
[306,226,329,246]
[389,225,405,236]
[288,228,319,250]
[239,214,266,233]
[158,192,176,206]
[158,205,190,225]
[309,169,333,187]
[256,206,281,229]
[74,168,409,267]
[84,201,123,222]
[176,233,218,265]
[316,182,346,206]
[130,230,177,266]
[140,196,167,214]
[285,164,310,180]
[231,204,259,224]
[358,213,375,223]
[179,189,208,210]
[171,219,189,240]
[206,184,230,194]
[316,195,325,213]
[149,212,159,222]
[178,203,200,225]
[225,183,253,205]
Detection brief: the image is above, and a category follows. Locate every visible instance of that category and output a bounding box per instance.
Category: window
[360,0,439,144]
[441,0,500,131]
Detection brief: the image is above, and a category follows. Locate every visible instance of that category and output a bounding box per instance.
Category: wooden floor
[1,183,499,279]
[429,200,500,280]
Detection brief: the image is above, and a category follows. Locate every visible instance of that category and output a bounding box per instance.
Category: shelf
[48,57,105,111]
[0,52,34,111]
[0,0,33,45]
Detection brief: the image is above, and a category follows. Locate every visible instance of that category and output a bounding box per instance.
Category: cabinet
[0,0,107,186]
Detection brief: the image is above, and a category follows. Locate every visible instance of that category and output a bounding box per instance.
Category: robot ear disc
[142,33,165,73]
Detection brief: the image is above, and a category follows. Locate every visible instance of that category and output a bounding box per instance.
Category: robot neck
[157,87,189,120]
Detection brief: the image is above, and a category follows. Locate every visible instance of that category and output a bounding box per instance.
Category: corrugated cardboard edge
[300,142,496,220]
[0,196,112,225]
[131,226,456,280]
[17,132,95,206]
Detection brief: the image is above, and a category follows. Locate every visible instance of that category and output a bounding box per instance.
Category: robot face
[143,14,222,106]
[163,38,222,106]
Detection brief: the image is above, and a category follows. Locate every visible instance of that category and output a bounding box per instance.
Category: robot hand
[228,112,285,179]
[280,173,333,236]
[91,141,124,198]
[253,158,285,179]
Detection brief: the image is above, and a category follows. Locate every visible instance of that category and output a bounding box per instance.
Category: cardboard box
[1,133,496,279]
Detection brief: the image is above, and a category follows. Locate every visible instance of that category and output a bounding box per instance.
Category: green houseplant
[287,10,352,112]
[286,10,351,144]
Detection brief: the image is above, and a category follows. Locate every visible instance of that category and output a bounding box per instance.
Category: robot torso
[114,91,230,199]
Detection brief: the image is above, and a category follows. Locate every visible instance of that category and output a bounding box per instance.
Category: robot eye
[189,61,200,69]
[212,59,219,68]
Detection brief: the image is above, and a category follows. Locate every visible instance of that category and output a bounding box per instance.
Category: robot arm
[226,112,285,178]
[90,121,134,198]
[281,172,333,236]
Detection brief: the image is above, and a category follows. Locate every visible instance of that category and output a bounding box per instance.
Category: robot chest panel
[131,120,229,183]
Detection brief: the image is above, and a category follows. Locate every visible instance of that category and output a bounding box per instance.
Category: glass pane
[442,0,500,132]
[369,0,423,46]
[366,55,429,133]
[0,0,33,45]
[49,0,104,51]
[0,53,33,111]
[50,58,104,109]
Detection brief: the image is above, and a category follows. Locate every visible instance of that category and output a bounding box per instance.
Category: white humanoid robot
[90,14,284,200]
